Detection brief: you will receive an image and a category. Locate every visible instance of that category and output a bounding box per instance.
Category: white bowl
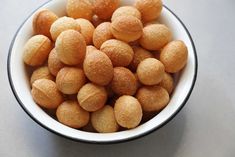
[7,0,197,143]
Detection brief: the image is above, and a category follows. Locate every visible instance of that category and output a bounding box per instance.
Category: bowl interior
[8,0,197,143]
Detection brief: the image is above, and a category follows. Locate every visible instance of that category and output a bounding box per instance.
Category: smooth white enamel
[9,0,196,142]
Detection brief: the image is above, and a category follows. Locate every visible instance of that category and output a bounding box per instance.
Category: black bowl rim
[7,1,198,144]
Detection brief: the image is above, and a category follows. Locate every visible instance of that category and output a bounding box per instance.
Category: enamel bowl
[7,0,197,143]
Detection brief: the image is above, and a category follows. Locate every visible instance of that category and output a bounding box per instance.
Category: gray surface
[1,0,235,156]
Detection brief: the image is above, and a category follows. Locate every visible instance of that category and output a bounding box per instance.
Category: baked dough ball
[111,67,137,95]
[83,50,114,86]
[56,67,86,94]
[56,101,89,128]
[66,0,93,20]
[114,95,142,129]
[31,79,63,109]
[33,9,58,38]
[135,0,162,22]
[91,105,119,133]
[137,58,165,85]
[111,15,143,42]
[111,6,141,22]
[55,30,86,65]
[100,39,134,67]
[77,83,108,112]
[23,35,52,66]
[93,0,120,20]
[93,22,113,49]
[140,24,172,50]
[136,85,169,112]
[50,16,81,41]
[160,40,188,73]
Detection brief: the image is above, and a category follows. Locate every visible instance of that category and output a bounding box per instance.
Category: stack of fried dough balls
[23,0,188,133]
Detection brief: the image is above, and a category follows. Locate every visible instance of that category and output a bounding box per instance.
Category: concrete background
[1,0,235,156]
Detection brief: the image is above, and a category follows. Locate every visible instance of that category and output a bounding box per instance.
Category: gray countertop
[1,0,235,156]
